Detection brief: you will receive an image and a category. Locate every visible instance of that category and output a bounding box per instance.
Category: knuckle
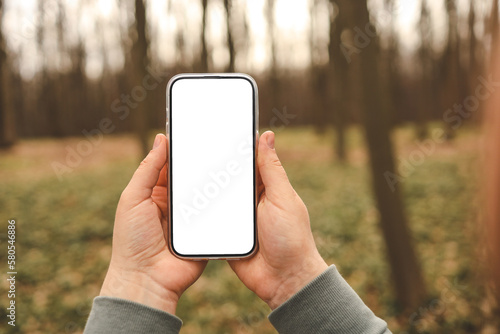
[139,157,150,169]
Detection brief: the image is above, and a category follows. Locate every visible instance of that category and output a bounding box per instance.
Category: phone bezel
[166,73,259,260]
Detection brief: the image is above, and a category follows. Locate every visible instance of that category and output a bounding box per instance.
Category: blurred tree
[0,0,16,148]
[416,0,433,140]
[468,0,478,79]
[168,0,186,68]
[37,0,59,137]
[131,0,151,157]
[69,36,88,135]
[266,0,280,111]
[309,0,328,135]
[484,39,500,317]
[266,0,277,75]
[55,0,69,135]
[223,0,235,72]
[350,0,427,311]
[200,0,209,72]
[465,0,486,124]
[97,12,111,122]
[441,0,466,140]
[491,0,499,65]
[382,0,402,131]
[329,0,348,161]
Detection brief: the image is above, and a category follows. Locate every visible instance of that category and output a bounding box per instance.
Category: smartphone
[166,73,258,260]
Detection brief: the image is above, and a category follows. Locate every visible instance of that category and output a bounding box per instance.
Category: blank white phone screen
[170,77,255,256]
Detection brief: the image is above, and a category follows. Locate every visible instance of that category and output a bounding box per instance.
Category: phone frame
[166,73,259,260]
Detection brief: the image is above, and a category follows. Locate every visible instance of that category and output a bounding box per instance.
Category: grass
[0,126,497,333]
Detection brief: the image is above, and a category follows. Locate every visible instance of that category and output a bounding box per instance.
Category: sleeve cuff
[84,296,182,334]
[268,265,390,334]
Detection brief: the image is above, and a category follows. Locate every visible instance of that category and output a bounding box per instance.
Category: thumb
[122,134,167,205]
[258,131,295,200]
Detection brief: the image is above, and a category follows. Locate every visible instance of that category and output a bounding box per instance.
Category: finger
[122,134,167,205]
[156,136,169,188]
[157,162,168,188]
[257,131,295,201]
[257,166,265,200]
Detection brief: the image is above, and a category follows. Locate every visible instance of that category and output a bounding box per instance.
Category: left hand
[100,134,207,315]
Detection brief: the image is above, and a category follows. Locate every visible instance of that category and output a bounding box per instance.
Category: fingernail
[153,134,162,149]
[266,132,275,149]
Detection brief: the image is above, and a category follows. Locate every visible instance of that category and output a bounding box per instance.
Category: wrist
[100,267,179,315]
[267,257,328,310]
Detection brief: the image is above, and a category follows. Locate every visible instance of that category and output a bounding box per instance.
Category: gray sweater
[84,265,391,333]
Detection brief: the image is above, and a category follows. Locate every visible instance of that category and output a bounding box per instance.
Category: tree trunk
[491,0,499,66]
[417,0,432,140]
[309,0,327,134]
[468,1,477,78]
[442,0,462,140]
[266,0,280,113]
[351,0,426,312]
[200,0,209,72]
[132,0,150,157]
[224,0,235,72]
[484,41,500,314]
[329,0,348,161]
[0,0,16,148]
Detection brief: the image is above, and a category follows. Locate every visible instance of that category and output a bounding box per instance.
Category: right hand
[229,131,328,310]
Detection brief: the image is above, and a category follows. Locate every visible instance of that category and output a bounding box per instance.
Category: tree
[223,0,235,72]
[484,40,500,315]
[37,0,58,137]
[441,0,464,140]
[200,0,209,72]
[416,0,433,139]
[266,0,280,110]
[491,0,499,65]
[382,0,402,131]
[468,0,478,78]
[329,0,348,161]
[131,0,151,157]
[309,0,328,135]
[55,0,68,135]
[350,0,427,311]
[0,0,16,148]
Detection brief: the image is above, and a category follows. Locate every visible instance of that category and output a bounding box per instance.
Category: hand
[100,134,207,315]
[229,131,328,310]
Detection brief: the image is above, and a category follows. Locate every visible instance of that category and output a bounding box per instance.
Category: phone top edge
[166,73,258,92]
[166,73,258,116]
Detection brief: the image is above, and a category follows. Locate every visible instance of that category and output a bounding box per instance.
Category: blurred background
[1,0,500,332]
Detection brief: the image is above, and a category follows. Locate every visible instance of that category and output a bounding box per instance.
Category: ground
[0,125,498,333]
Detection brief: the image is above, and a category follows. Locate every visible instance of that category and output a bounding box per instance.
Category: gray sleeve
[83,296,182,334]
[268,265,391,334]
